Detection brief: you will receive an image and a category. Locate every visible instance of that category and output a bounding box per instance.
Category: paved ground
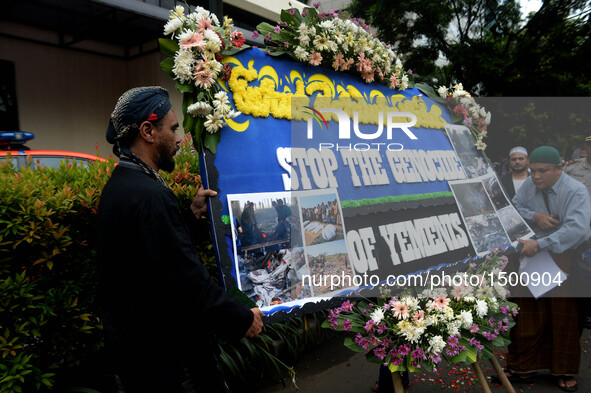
[255,329,591,393]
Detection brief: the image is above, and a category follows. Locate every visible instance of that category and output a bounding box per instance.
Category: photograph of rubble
[299,192,344,247]
[305,239,354,296]
[236,248,312,308]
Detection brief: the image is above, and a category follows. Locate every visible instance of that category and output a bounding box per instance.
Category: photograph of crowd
[305,240,353,296]
[236,248,312,308]
[482,174,511,210]
[228,192,301,255]
[445,124,493,179]
[299,193,344,246]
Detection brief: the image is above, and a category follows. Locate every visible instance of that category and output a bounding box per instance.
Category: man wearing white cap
[500,146,529,199]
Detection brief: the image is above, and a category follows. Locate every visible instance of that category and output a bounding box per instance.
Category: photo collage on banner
[228,189,354,310]
[446,137,534,255]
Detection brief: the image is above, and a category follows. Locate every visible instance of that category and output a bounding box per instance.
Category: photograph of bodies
[299,193,344,246]
[445,124,494,179]
[305,239,353,296]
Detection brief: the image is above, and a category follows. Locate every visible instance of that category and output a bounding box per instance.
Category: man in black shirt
[97,87,263,392]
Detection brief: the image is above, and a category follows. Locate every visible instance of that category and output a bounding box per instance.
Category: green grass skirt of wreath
[341,191,453,209]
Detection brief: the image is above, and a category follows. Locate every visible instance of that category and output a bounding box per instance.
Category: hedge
[0,136,206,392]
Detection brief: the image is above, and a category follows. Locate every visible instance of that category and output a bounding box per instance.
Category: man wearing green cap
[506,146,591,392]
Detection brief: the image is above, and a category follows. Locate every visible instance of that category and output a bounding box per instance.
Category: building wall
[0,26,182,159]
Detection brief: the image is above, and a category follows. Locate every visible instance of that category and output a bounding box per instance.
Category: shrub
[0,135,204,392]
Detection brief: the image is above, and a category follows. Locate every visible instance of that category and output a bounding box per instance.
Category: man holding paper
[506,146,591,392]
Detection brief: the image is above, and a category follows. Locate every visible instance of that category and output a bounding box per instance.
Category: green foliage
[0,135,207,392]
[349,0,591,96]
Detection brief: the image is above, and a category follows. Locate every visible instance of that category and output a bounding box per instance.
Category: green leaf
[256,22,275,36]
[203,129,221,155]
[175,81,195,94]
[280,9,302,27]
[158,38,179,57]
[343,336,365,353]
[415,83,445,104]
[160,57,175,79]
[223,45,250,57]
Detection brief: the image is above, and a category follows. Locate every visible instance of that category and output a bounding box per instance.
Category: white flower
[319,20,335,30]
[204,112,225,133]
[464,296,476,303]
[370,308,385,324]
[395,59,403,72]
[431,287,448,298]
[488,296,499,311]
[457,310,473,329]
[297,23,308,35]
[398,321,425,343]
[203,29,221,52]
[187,101,212,117]
[494,283,507,299]
[475,139,487,151]
[475,299,488,318]
[485,111,491,125]
[453,89,467,98]
[453,83,464,91]
[171,5,185,19]
[213,91,229,109]
[294,46,309,61]
[428,335,446,354]
[172,49,194,83]
[298,34,311,47]
[401,296,419,310]
[225,110,242,120]
[163,17,184,36]
[447,320,461,336]
[400,75,409,90]
[460,97,472,106]
[437,86,447,98]
[313,34,331,51]
[476,285,494,298]
[210,13,220,26]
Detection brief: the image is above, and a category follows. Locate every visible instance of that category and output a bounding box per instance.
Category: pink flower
[412,310,424,322]
[274,25,281,34]
[180,32,205,50]
[433,296,450,309]
[393,301,409,320]
[252,30,260,39]
[302,9,309,16]
[390,75,399,89]
[340,58,354,71]
[288,8,296,15]
[265,33,271,41]
[313,2,320,8]
[197,16,214,34]
[332,54,345,71]
[194,66,215,89]
[308,51,322,66]
[361,70,375,83]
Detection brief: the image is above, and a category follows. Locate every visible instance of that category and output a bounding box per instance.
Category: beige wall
[0,27,183,159]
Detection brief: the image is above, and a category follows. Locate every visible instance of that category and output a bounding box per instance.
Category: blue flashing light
[0,131,35,144]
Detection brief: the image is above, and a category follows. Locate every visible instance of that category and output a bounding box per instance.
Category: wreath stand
[390,355,516,393]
